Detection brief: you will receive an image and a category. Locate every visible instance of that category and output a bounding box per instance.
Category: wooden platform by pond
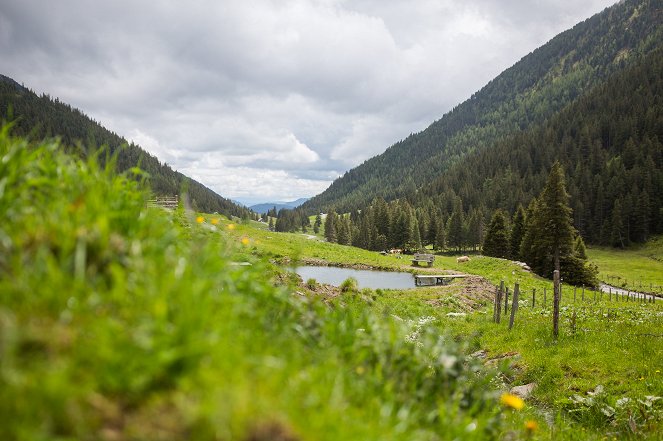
[414,274,468,286]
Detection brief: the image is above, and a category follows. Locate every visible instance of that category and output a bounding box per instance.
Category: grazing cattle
[457,255,471,263]
[388,249,403,255]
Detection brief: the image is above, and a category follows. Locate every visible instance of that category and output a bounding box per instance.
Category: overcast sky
[1,0,617,205]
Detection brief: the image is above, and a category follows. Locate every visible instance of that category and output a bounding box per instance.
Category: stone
[510,382,537,399]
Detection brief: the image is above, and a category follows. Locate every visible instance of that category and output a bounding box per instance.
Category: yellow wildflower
[241,237,250,245]
[196,216,205,223]
[356,366,365,375]
[525,420,538,432]
[211,218,219,225]
[227,223,235,230]
[500,393,525,410]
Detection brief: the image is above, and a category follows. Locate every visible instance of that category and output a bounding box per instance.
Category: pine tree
[324,211,337,243]
[610,199,625,248]
[313,213,322,234]
[447,198,464,252]
[434,219,446,252]
[510,205,527,260]
[534,162,575,273]
[483,210,510,258]
[337,215,350,245]
[574,236,588,260]
[522,162,597,286]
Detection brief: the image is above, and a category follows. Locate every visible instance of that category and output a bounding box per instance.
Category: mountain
[0,74,252,218]
[250,198,310,215]
[420,44,663,245]
[302,0,663,214]
[302,38,663,254]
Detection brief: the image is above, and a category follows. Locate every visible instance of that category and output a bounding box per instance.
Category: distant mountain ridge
[302,0,663,214]
[250,198,309,214]
[0,75,252,218]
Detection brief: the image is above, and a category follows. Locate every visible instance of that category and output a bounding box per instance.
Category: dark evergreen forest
[0,75,252,218]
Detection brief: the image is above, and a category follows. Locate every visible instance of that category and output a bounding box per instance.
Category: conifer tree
[574,236,588,260]
[313,213,322,234]
[434,219,446,252]
[337,215,350,245]
[324,211,337,243]
[521,162,597,286]
[483,210,510,258]
[447,198,464,252]
[510,205,527,260]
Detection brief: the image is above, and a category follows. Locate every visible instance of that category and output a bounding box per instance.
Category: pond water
[294,265,416,290]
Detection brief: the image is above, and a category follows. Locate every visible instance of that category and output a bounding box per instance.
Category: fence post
[496,281,504,324]
[553,270,560,339]
[509,283,520,330]
[493,285,498,322]
[532,288,536,308]
[504,287,510,314]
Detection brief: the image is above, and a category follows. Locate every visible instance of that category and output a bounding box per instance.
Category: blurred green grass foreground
[0,128,514,440]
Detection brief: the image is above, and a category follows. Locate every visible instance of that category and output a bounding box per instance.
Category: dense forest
[0,75,252,218]
[302,0,663,215]
[421,46,663,247]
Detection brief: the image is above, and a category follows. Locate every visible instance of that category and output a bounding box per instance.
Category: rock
[446,312,467,317]
[470,350,487,359]
[510,382,537,399]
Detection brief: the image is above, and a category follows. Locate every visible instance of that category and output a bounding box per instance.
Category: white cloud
[0,0,617,203]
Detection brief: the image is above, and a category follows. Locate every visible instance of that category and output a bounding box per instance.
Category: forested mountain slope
[303,0,663,214]
[0,75,251,218]
[421,45,663,246]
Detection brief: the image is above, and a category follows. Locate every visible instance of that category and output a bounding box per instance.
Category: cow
[456,255,471,263]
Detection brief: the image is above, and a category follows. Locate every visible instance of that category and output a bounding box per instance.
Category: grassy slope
[588,237,663,293]
[1,131,531,441]
[223,219,663,439]
[2,130,661,440]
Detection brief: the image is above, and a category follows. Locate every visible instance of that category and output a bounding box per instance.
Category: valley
[1,0,662,439]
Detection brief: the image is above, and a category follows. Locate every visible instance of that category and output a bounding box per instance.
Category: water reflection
[294,265,415,290]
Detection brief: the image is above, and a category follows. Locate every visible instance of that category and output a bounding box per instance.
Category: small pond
[294,265,416,290]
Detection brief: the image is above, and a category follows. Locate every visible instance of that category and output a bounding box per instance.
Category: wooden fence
[492,281,662,334]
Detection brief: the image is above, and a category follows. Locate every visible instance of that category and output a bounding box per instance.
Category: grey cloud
[0,0,617,202]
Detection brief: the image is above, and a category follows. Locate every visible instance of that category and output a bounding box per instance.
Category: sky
[0,0,617,205]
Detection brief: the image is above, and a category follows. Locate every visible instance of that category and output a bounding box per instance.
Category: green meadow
[1,131,661,440]
[588,238,663,293]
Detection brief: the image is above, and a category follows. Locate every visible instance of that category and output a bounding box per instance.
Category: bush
[339,277,358,293]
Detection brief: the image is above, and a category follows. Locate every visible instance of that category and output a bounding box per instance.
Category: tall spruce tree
[510,205,527,260]
[521,162,597,286]
[313,213,322,234]
[483,210,510,258]
[324,211,337,243]
[447,198,464,252]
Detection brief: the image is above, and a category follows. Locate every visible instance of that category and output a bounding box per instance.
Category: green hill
[0,74,251,218]
[302,0,663,215]
[421,44,663,246]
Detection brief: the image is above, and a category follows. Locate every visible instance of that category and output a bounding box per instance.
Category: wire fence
[492,281,663,336]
